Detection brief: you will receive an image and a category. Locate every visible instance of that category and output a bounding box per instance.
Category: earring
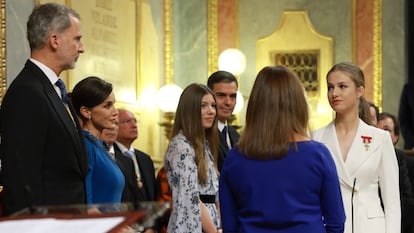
[88,115,91,120]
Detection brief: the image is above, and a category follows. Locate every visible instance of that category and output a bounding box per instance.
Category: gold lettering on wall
[83,1,119,78]
[91,10,117,28]
[91,27,117,44]
[96,0,113,10]
[68,0,138,104]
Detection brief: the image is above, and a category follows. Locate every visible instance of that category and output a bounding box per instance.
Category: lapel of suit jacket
[113,146,126,172]
[134,149,152,200]
[114,145,147,201]
[216,127,228,147]
[33,61,87,175]
[318,122,354,189]
[227,125,240,147]
[344,120,378,178]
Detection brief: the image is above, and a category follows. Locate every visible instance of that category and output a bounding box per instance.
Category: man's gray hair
[27,3,80,50]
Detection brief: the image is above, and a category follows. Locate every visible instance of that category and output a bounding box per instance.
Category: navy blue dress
[83,131,125,204]
[219,141,345,233]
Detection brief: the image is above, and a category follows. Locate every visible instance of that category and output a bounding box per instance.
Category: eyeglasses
[119,118,138,125]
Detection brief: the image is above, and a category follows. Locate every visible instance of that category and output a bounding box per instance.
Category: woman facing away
[71,76,124,206]
[312,62,401,233]
[219,65,345,233]
[164,83,220,233]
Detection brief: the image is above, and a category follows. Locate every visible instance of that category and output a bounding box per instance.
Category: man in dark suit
[115,109,156,201]
[207,71,240,171]
[0,3,87,215]
[399,81,414,150]
[101,126,157,233]
[377,112,414,233]
[112,143,146,203]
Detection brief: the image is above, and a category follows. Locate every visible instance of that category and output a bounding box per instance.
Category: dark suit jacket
[399,81,414,149]
[406,154,414,195]
[114,144,156,201]
[396,149,414,233]
[0,60,88,215]
[134,149,156,201]
[217,125,240,171]
[113,143,143,203]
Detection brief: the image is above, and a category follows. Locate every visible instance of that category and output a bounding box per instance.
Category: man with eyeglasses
[114,109,156,202]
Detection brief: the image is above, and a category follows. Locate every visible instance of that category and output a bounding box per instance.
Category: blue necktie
[222,126,231,149]
[221,126,228,139]
[55,79,68,103]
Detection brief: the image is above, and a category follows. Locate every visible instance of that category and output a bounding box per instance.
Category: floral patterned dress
[165,131,219,233]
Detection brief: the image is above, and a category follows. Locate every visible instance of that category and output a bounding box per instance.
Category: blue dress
[165,132,219,233]
[219,141,345,233]
[83,131,125,204]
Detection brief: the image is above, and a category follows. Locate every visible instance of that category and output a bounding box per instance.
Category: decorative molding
[234,0,239,48]
[257,11,333,130]
[136,0,142,98]
[373,0,382,109]
[207,0,218,76]
[164,0,174,84]
[352,0,382,108]
[0,0,6,104]
[351,0,357,63]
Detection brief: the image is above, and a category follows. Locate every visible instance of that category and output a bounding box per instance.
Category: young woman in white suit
[312,62,400,233]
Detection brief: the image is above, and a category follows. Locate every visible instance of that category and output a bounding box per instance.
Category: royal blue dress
[83,131,125,204]
[219,140,345,233]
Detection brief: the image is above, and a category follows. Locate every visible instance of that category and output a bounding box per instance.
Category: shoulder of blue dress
[82,130,94,141]
[82,130,103,143]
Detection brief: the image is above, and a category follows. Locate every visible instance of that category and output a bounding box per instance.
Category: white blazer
[312,119,400,233]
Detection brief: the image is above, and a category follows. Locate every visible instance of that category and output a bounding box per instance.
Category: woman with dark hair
[71,76,123,204]
[164,83,220,233]
[220,66,345,233]
[312,62,400,233]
